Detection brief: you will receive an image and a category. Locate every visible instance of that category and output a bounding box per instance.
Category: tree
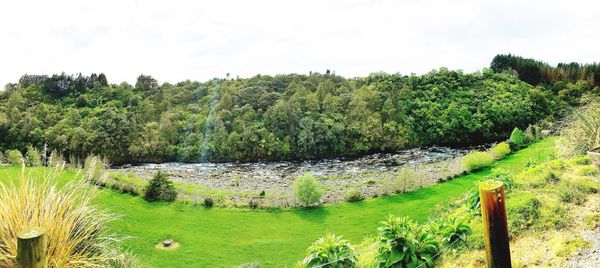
[293,173,322,207]
[144,171,177,202]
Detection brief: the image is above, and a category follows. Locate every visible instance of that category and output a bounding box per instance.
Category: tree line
[0,56,595,164]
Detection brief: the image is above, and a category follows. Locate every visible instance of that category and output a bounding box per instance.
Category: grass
[0,138,556,267]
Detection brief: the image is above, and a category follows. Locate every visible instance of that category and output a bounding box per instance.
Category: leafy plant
[204,197,214,208]
[301,233,357,267]
[438,217,471,245]
[144,171,177,202]
[463,151,494,172]
[293,173,323,207]
[375,215,440,268]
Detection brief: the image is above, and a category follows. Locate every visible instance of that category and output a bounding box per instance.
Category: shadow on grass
[291,205,331,223]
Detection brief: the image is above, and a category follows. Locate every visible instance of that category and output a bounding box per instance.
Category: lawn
[0,138,556,267]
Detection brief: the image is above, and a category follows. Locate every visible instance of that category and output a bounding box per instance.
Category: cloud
[1,0,599,87]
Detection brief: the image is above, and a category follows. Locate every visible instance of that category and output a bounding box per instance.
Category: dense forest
[0,55,596,164]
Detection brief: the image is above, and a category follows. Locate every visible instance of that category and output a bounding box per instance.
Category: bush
[301,233,357,267]
[344,189,365,202]
[293,173,323,207]
[489,142,511,160]
[507,192,541,237]
[0,169,132,266]
[144,171,177,202]
[25,146,42,167]
[463,151,494,172]
[509,127,526,150]
[248,198,259,209]
[204,197,214,208]
[375,215,440,268]
[4,149,23,165]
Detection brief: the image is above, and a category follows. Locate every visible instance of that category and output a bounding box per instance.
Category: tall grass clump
[0,168,132,267]
[83,155,109,186]
[25,146,42,167]
[463,151,494,173]
[556,98,600,157]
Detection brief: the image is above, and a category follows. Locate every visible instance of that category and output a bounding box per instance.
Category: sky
[1,0,599,87]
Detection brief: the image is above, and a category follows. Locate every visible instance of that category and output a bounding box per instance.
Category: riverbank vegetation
[3,54,591,164]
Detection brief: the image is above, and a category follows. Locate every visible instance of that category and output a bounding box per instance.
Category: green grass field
[0,138,556,267]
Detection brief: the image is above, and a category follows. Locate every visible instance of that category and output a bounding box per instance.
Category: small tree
[144,171,177,202]
[293,173,323,207]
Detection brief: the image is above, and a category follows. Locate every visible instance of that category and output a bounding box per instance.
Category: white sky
[1,0,599,87]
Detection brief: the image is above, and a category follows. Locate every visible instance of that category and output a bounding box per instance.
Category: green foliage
[569,155,592,165]
[576,165,599,176]
[463,151,494,173]
[509,127,526,150]
[301,233,357,268]
[515,159,566,188]
[4,150,23,165]
[556,237,591,257]
[375,215,440,268]
[293,173,323,207]
[1,67,563,163]
[490,142,511,160]
[144,171,177,202]
[537,203,569,230]
[558,180,586,205]
[344,189,365,203]
[25,146,42,167]
[506,192,541,237]
[437,217,471,245]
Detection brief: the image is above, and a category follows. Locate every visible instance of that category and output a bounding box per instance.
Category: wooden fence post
[17,227,47,268]
[479,180,511,268]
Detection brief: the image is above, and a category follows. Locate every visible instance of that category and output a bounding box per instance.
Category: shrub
[375,215,440,268]
[344,189,365,202]
[0,168,132,266]
[5,149,23,166]
[463,151,494,172]
[144,171,177,202]
[509,127,526,150]
[489,142,511,160]
[301,233,357,267]
[204,197,214,208]
[248,198,259,209]
[507,192,541,237]
[25,146,42,167]
[293,173,323,207]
